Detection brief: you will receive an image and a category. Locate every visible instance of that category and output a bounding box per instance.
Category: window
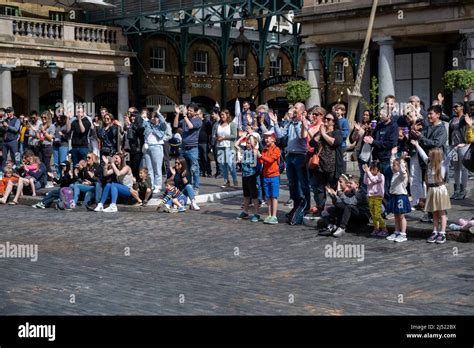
[193,51,208,74]
[335,62,345,82]
[269,58,282,77]
[49,11,66,21]
[233,60,247,77]
[0,5,20,16]
[395,52,430,107]
[150,47,166,72]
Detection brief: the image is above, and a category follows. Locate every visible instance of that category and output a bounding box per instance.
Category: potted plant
[444,69,474,91]
[285,80,311,104]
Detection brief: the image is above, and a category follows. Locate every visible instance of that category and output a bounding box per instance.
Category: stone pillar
[460,29,474,102]
[0,64,15,108]
[302,44,322,108]
[117,72,131,124]
[62,69,77,114]
[374,37,395,105]
[428,45,446,103]
[28,73,40,113]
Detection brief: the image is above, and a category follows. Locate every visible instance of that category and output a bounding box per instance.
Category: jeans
[19,142,26,157]
[182,146,200,190]
[163,142,171,179]
[314,170,337,210]
[129,152,143,180]
[73,184,95,205]
[42,189,60,207]
[71,147,89,167]
[409,155,425,206]
[144,144,164,190]
[452,145,469,189]
[53,145,69,176]
[101,182,132,204]
[2,141,18,168]
[327,202,369,229]
[198,143,212,175]
[217,147,237,184]
[286,153,310,205]
[181,184,195,200]
[308,169,318,206]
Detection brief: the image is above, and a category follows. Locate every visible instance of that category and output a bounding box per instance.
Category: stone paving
[0,193,473,315]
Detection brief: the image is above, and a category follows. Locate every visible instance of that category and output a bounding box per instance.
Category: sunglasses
[86,156,92,159]
[324,117,334,121]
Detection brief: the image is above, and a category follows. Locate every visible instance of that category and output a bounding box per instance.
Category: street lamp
[39,60,59,79]
[267,33,280,63]
[232,27,251,62]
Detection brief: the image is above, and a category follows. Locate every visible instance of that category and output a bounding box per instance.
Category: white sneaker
[153,187,161,194]
[103,204,118,213]
[394,233,407,243]
[94,203,104,212]
[194,189,199,196]
[333,227,345,238]
[386,232,399,241]
[190,199,200,211]
[45,181,54,188]
[161,204,171,213]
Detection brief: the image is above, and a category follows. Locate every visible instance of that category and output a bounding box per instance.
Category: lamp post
[39,60,59,79]
[232,27,251,62]
[267,33,280,63]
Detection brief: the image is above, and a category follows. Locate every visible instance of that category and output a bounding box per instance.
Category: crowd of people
[1,88,474,243]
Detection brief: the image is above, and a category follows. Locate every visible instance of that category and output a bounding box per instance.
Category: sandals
[8,201,18,205]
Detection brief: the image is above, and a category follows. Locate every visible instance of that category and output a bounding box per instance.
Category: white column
[62,68,77,114]
[460,29,474,102]
[302,44,322,108]
[0,64,15,108]
[28,73,40,112]
[374,37,395,105]
[117,72,130,124]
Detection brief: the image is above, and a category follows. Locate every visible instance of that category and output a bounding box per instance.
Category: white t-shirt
[217,124,231,148]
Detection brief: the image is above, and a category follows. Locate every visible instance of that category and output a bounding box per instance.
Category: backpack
[56,187,74,210]
[287,197,307,225]
[279,154,286,174]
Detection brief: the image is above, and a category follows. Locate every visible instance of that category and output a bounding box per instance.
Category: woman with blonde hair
[36,110,56,180]
[212,109,238,188]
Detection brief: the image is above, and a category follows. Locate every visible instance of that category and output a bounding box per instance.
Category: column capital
[460,28,474,36]
[63,68,78,74]
[301,43,320,52]
[117,71,132,77]
[373,36,395,46]
[0,64,16,71]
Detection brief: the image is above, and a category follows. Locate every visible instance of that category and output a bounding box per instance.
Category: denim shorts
[263,176,280,199]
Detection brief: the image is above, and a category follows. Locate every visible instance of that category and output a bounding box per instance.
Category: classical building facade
[0,1,133,120]
[298,0,474,112]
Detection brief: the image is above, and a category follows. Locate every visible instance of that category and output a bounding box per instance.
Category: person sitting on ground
[94,153,134,213]
[130,167,153,206]
[319,174,370,238]
[0,168,18,197]
[156,179,186,213]
[168,157,200,210]
[0,153,46,205]
[72,153,102,210]
[33,161,75,209]
[449,215,474,232]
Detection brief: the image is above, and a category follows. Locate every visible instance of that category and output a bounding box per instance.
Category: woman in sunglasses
[309,111,344,214]
[36,111,55,184]
[71,152,102,209]
[97,112,122,157]
[449,102,469,199]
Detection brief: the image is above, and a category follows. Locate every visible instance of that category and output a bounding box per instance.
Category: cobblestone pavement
[0,198,473,315]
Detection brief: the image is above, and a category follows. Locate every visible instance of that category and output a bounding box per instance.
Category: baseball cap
[263,130,276,138]
[5,106,14,113]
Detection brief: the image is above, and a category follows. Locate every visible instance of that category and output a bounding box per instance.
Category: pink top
[363,172,385,197]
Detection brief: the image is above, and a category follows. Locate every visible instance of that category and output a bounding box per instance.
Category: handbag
[308,146,322,169]
[359,143,372,163]
[462,143,474,172]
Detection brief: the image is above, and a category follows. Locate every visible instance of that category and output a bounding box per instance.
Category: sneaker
[221,182,231,189]
[394,233,408,243]
[328,224,337,233]
[161,204,171,213]
[178,206,186,213]
[153,187,161,194]
[376,229,389,238]
[435,233,446,244]
[94,203,104,212]
[284,199,294,208]
[309,207,318,214]
[69,201,76,209]
[427,232,438,243]
[267,216,278,225]
[386,232,400,241]
[318,228,333,236]
[194,189,199,196]
[45,181,54,189]
[141,200,148,207]
[250,214,260,223]
[263,216,273,224]
[169,207,178,213]
[333,227,345,238]
[371,228,380,237]
[259,201,268,208]
[32,202,46,209]
[237,211,249,220]
[190,199,200,211]
[103,204,118,213]
[469,226,474,235]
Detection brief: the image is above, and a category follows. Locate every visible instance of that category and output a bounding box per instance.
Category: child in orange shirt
[0,169,19,197]
[258,130,281,224]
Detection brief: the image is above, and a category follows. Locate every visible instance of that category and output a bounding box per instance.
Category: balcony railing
[301,0,425,15]
[0,15,126,49]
